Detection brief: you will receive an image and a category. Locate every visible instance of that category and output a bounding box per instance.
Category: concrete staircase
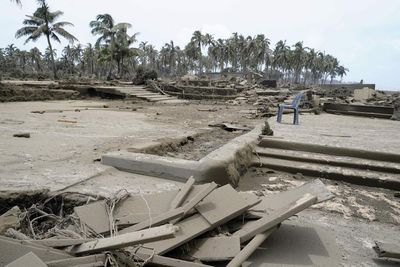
[253,138,400,190]
[94,85,188,104]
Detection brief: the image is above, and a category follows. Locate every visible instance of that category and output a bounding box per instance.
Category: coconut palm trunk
[45,33,57,78]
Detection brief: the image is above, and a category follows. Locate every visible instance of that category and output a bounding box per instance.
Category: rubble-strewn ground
[0,96,399,266]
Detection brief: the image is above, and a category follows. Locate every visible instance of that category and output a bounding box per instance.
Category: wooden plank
[30,238,94,248]
[119,207,185,233]
[74,190,178,234]
[145,214,212,255]
[195,184,250,226]
[374,242,400,259]
[170,177,195,209]
[68,224,178,256]
[0,236,72,266]
[46,255,106,267]
[74,186,207,235]
[5,252,47,267]
[182,182,218,214]
[233,193,317,243]
[226,228,277,267]
[247,179,333,218]
[188,236,241,261]
[146,185,254,255]
[120,183,214,233]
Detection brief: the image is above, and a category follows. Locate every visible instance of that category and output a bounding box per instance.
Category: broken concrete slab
[354,87,375,101]
[0,206,21,234]
[246,179,333,218]
[68,224,178,256]
[233,193,318,243]
[0,236,72,266]
[187,236,241,261]
[374,242,400,259]
[5,252,47,267]
[45,254,106,267]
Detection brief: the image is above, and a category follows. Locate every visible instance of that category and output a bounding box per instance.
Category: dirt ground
[0,95,399,266]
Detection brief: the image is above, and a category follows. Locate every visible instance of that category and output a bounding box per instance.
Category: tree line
[3,0,348,84]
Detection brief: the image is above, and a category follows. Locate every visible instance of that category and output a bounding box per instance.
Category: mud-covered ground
[0,86,399,266]
[146,128,243,160]
[238,167,400,225]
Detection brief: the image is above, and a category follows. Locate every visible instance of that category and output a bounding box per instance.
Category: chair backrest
[291,92,304,107]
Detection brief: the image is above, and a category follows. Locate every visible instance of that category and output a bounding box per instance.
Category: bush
[132,66,158,85]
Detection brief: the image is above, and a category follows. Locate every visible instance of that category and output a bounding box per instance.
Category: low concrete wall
[102,124,262,186]
[319,83,376,90]
[259,138,400,163]
[159,84,241,100]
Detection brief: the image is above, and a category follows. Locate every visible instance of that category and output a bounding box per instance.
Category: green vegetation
[3,2,348,83]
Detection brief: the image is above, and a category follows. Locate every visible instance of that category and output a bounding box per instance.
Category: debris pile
[0,179,333,266]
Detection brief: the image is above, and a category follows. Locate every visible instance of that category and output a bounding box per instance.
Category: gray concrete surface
[271,113,400,154]
[0,100,195,192]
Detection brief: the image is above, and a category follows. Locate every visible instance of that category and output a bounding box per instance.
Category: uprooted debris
[0,179,333,266]
[374,241,400,260]
[12,133,30,138]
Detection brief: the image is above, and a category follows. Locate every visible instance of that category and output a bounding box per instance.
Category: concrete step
[259,137,400,164]
[254,147,400,174]
[252,156,400,190]
[148,97,176,102]
[140,94,169,98]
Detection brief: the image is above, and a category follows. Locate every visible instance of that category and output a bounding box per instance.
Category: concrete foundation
[102,124,262,186]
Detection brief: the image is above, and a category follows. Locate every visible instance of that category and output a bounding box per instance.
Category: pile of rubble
[1,179,335,266]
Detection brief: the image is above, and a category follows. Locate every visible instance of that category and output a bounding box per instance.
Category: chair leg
[277,106,280,122]
[294,109,299,125]
[277,107,282,123]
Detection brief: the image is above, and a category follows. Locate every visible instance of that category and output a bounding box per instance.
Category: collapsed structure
[0,77,399,266]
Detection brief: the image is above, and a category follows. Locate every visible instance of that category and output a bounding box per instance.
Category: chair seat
[279,104,297,109]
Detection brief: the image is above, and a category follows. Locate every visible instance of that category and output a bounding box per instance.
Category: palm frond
[52,27,78,43]
[52,21,74,28]
[50,32,61,43]
[15,26,37,39]
[30,24,47,38]
[23,15,45,25]
[112,23,132,31]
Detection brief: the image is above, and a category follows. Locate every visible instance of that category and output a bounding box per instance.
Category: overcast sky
[1,0,399,90]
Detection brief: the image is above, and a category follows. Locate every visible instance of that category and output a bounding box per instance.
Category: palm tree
[29,47,43,72]
[90,14,136,77]
[337,65,348,82]
[15,0,77,78]
[11,0,21,6]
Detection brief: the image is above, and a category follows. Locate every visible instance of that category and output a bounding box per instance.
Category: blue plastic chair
[277,92,304,125]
